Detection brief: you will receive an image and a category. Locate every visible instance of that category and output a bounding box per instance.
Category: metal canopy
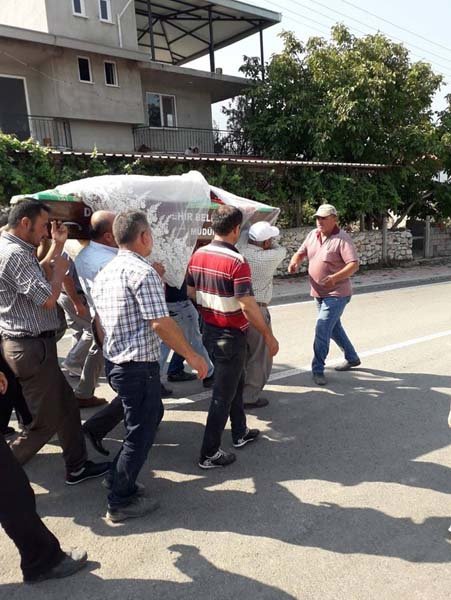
[134,0,281,66]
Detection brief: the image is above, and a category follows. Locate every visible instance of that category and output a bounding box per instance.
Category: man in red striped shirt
[187,206,279,469]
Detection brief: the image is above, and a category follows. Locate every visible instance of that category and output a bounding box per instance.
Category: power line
[340,0,451,55]
[258,0,451,80]
[293,0,451,69]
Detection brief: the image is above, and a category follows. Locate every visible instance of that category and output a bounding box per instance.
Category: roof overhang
[0,24,147,62]
[138,60,250,101]
[134,0,281,65]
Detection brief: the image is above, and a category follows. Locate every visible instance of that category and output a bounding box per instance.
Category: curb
[271,274,451,306]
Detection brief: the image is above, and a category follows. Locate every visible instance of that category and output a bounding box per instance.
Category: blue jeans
[312,296,359,375]
[104,359,161,509]
[159,300,214,377]
[200,324,247,459]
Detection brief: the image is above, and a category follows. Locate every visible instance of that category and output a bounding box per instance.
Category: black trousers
[0,436,64,581]
[84,395,124,439]
[200,324,247,458]
[0,354,32,433]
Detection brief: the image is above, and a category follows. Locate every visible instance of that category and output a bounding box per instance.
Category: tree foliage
[224,25,451,225]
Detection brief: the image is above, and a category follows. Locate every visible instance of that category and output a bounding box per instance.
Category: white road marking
[166,329,451,407]
[270,280,451,309]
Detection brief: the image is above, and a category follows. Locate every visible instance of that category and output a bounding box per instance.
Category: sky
[186,0,451,129]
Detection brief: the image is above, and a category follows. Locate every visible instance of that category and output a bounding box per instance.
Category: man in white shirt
[75,212,119,310]
[241,221,286,408]
[69,212,118,408]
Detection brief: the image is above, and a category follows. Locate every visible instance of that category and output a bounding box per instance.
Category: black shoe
[167,370,197,382]
[2,426,16,438]
[334,359,361,371]
[82,424,110,456]
[202,374,214,388]
[24,548,88,583]
[198,448,236,469]
[66,460,111,485]
[233,428,260,448]
[243,397,269,408]
[312,373,327,386]
[161,383,173,398]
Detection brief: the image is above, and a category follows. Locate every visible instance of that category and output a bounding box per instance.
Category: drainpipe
[117,0,134,48]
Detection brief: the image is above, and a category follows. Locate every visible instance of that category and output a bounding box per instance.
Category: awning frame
[133,0,281,76]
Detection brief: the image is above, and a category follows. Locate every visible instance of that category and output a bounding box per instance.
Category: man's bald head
[90,210,117,247]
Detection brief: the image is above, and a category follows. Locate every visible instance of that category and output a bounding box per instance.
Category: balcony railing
[0,114,73,149]
[133,125,260,156]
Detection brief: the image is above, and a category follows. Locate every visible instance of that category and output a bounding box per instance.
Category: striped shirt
[92,249,168,364]
[0,232,58,337]
[187,240,253,332]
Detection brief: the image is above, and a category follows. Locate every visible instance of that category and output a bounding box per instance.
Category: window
[99,0,112,22]
[146,93,177,127]
[77,57,92,83]
[72,0,86,16]
[104,61,118,86]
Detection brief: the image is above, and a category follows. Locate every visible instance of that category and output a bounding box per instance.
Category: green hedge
[0,134,406,227]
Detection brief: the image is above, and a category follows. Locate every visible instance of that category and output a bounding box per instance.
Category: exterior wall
[276,227,413,276]
[70,119,134,152]
[49,48,144,123]
[139,72,213,129]
[0,39,144,124]
[0,39,53,116]
[0,1,140,52]
[430,225,451,257]
[0,0,48,32]
[137,71,213,151]
[45,0,139,52]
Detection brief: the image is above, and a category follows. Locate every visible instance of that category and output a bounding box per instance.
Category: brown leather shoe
[77,396,107,408]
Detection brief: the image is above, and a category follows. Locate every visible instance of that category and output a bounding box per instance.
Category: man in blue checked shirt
[92,210,208,523]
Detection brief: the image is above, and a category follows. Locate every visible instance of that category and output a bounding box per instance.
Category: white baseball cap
[314,204,337,217]
[248,221,280,242]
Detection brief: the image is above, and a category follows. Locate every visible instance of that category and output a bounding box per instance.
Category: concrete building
[0,0,280,153]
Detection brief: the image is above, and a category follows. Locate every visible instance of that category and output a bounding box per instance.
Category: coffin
[12,171,280,287]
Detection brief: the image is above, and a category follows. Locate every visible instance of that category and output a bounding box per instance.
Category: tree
[224,26,445,225]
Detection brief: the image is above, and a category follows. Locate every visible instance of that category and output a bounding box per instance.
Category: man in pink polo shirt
[288,204,360,385]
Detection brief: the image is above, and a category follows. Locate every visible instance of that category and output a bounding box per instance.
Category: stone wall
[276,227,413,276]
[430,226,451,257]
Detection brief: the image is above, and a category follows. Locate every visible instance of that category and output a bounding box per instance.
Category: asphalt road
[1,282,450,599]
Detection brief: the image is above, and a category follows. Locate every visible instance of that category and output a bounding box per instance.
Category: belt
[2,330,55,340]
[256,302,268,307]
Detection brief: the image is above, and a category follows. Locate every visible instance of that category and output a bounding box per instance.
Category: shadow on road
[20,364,451,568]
[0,544,296,599]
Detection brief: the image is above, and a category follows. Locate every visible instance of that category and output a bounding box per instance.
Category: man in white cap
[241,221,286,407]
[288,204,360,386]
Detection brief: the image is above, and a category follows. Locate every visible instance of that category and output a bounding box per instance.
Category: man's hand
[264,332,279,357]
[185,352,208,379]
[0,371,8,395]
[50,220,68,245]
[152,262,165,278]
[73,297,89,318]
[288,251,304,274]
[321,275,337,289]
[287,260,298,274]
